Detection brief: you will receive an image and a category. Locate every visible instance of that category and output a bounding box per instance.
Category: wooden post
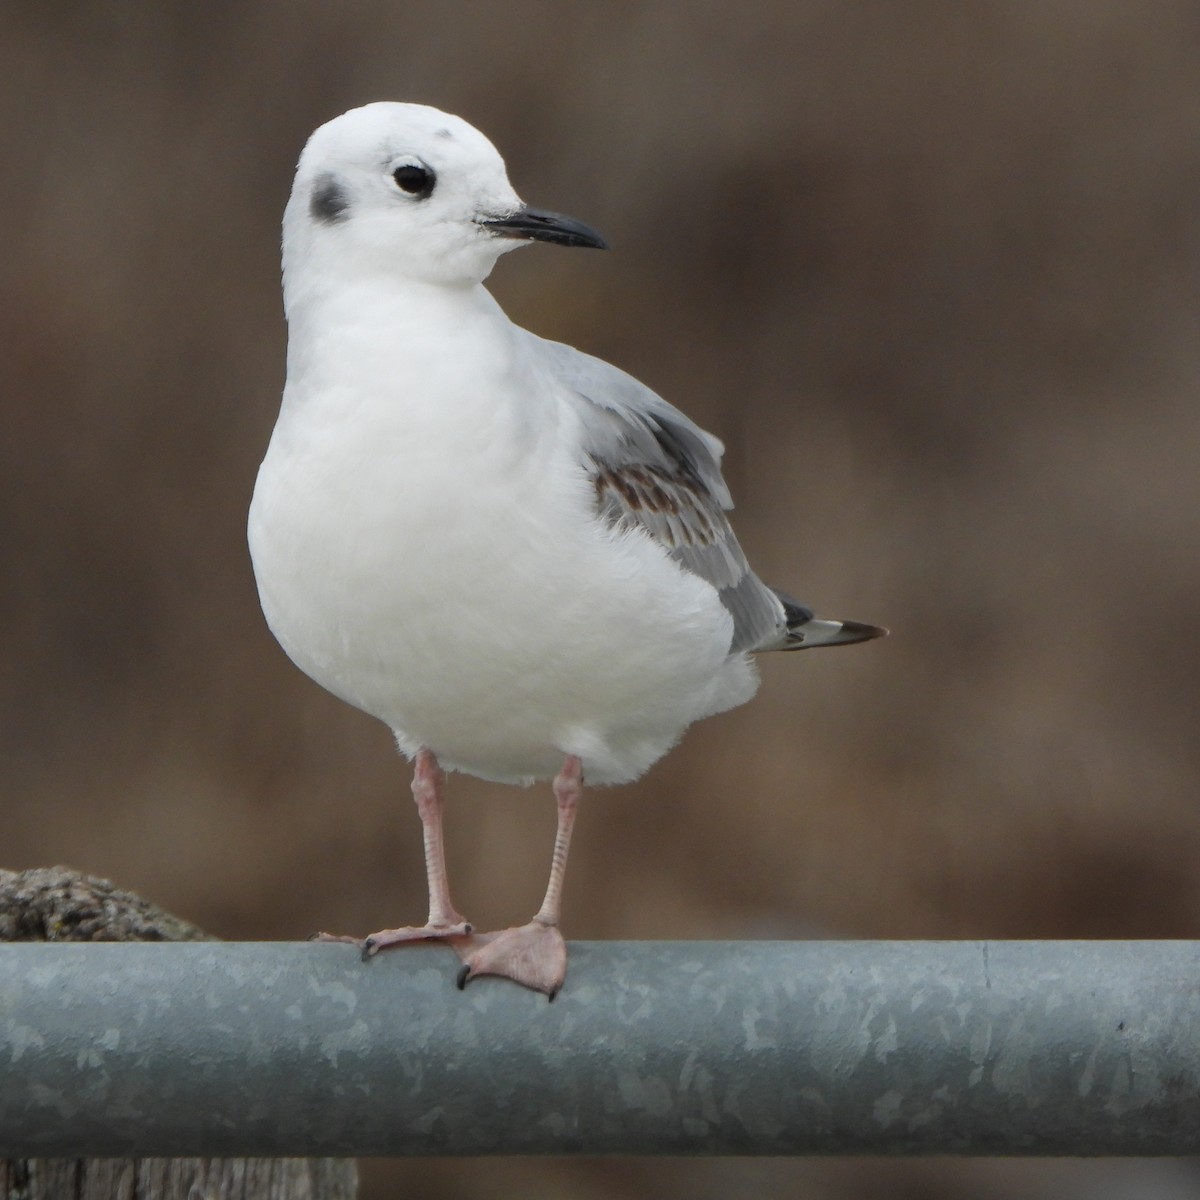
[0,867,358,1200]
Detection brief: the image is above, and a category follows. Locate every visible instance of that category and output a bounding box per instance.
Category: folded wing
[534,335,790,654]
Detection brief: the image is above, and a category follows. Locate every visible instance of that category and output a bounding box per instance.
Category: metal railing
[2,940,1197,1157]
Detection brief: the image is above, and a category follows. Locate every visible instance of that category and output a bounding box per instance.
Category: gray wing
[532,334,787,654]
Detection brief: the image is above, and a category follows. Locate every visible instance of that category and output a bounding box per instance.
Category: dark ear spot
[310,173,349,224]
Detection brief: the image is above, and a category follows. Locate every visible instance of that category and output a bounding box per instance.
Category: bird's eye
[392,163,435,199]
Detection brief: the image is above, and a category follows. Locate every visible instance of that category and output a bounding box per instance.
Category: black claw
[456,964,471,990]
[361,939,376,962]
[548,988,558,1002]
[306,932,322,942]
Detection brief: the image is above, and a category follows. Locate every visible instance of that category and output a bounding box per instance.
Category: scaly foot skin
[361,921,474,960]
[309,922,473,960]
[453,920,567,999]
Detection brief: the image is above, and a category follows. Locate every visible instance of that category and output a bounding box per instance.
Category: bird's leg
[412,748,471,929]
[358,748,473,957]
[454,755,582,998]
[533,754,581,928]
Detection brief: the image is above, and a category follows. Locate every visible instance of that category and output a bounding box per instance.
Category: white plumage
[248,102,883,996]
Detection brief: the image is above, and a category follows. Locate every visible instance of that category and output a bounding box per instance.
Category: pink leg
[534,755,581,927]
[412,749,470,929]
[362,748,473,955]
[314,749,473,956]
[454,755,582,999]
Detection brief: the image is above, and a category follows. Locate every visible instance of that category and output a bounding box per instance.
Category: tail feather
[774,591,887,651]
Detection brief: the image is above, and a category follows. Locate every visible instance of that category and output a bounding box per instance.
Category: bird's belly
[249,428,755,785]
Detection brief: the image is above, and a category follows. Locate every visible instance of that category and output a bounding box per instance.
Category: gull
[248,102,885,998]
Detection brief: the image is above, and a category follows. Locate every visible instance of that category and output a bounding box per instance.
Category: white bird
[248,102,884,998]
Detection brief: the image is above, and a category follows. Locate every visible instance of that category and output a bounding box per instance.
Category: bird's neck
[287,264,495,330]
[274,270,552,468]
[284,272,510,385]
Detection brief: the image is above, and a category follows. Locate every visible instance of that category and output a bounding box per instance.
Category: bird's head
[282,102,606,299]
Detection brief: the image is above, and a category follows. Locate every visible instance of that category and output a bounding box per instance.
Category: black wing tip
[783,615,889,650]
[775,591,814,627]
[838,620,889,643]
[774,590,888,647]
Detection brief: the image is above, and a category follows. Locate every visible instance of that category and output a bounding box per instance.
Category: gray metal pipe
[1,940,1197,1157]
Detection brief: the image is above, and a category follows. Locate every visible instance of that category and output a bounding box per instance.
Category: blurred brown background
[4,3,1200,1197]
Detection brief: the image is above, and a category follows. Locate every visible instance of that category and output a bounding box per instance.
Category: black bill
[480,206,608,249]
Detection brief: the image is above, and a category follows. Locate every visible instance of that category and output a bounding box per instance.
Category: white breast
[248,286,757,785]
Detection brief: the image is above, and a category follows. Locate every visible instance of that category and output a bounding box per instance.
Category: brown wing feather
[533,331,789,653]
